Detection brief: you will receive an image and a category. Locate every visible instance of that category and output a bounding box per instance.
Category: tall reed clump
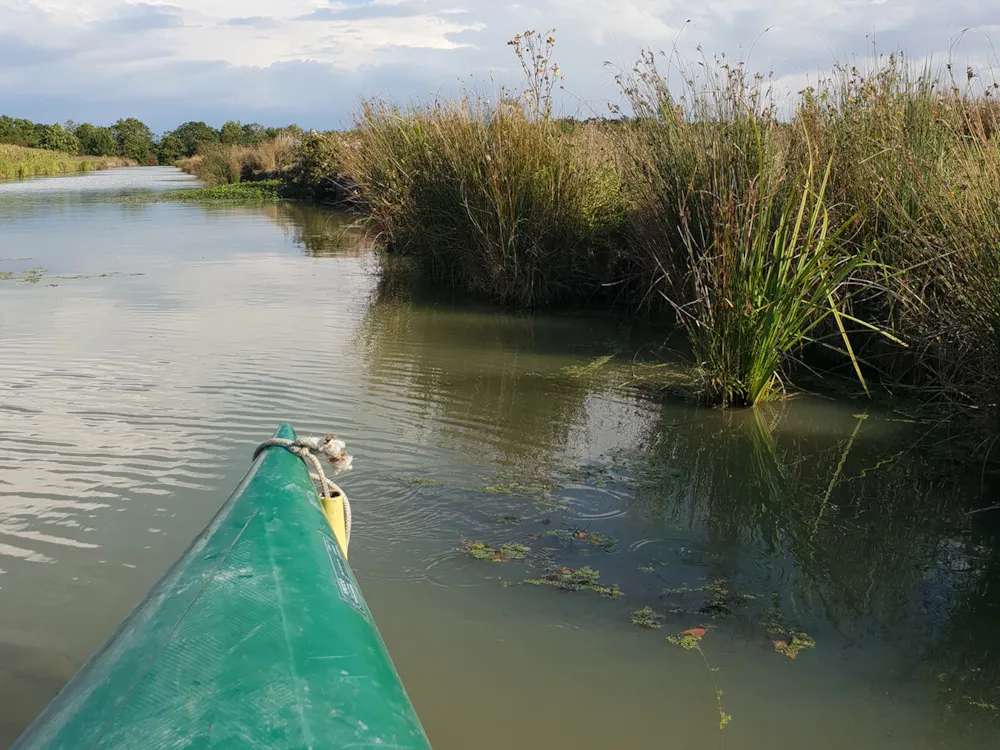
[618,53,895,406]
[0,144,132,180]
[184,143,249,185]
[802,54,1000,406]
[177,134,301,186]
[345,31,626,307]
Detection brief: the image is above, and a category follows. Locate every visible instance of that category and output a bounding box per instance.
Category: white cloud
[0,0,997,130]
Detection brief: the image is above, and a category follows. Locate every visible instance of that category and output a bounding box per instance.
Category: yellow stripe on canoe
[321,490,349,558]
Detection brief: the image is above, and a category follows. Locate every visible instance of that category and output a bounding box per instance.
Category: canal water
[0,168,997,748]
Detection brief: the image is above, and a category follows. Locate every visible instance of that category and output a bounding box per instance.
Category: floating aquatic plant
[546,528,617,551]
[666,627,732,733]
[762,605,816,661]
[459,540,530,562]
[630,606,664,629]
[524,566,622,598]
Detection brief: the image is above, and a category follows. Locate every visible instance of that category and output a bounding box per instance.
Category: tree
[0,115,40,147]
[112,117,155,163]
[156,133,186,164]
[75,123,118,156]
[169,121,219,156]
[264,124,303,140]
[241,122,266,145]
[34,123,80,154]
[220,120,243,145]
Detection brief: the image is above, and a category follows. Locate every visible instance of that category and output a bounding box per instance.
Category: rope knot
[253,432,355,549]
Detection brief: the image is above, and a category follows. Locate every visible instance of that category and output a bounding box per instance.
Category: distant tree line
[0,116,303,165]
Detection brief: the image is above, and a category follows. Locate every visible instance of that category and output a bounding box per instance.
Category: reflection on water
[627,405,1000,719]
[359,296,635,470]
[0,168,997,748]
[266,202,371,258]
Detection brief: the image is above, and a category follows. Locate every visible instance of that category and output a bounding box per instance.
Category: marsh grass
[609,46,1000,407]
[177,134,301,186]
[801,54,1000,405]
[347,97,625,306]
[618,52,909,406]
[344,30,627,306]
[0,144,132,180]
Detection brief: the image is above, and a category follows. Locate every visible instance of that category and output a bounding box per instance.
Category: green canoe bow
[14,424,431,749]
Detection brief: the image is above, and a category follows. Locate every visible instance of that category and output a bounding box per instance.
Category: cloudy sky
[0,1,995,132]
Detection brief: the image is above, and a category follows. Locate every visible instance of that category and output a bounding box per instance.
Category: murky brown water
[1,168,998,748]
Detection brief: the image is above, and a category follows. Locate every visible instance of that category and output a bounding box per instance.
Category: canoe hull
[14,424,431,749]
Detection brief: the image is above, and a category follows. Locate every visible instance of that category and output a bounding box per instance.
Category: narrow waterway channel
[0,168,997,748]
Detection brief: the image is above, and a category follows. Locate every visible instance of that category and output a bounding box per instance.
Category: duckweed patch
[773,634,816,660]
[403,476,439,487]
[480,470,562,497]
[524,566,622,598]
[459,540,531,562]
[630,606,664,629]
[546,528,617,551]
[762,605,816,661]
[666,628,707,649]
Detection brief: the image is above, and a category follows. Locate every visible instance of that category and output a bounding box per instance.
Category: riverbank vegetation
[6,33,1000,416]
[0,115,302,167]
[173,130,357,204]
[339,34,1000,415]
[0,144,133,180]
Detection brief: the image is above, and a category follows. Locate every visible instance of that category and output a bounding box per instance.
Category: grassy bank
[0,144,133,180]
[170,34,1000,414]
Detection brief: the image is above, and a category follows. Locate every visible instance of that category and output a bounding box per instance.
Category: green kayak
[14,424,431,749]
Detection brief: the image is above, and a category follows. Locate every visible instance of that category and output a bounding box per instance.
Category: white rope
[253,434,354,547]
